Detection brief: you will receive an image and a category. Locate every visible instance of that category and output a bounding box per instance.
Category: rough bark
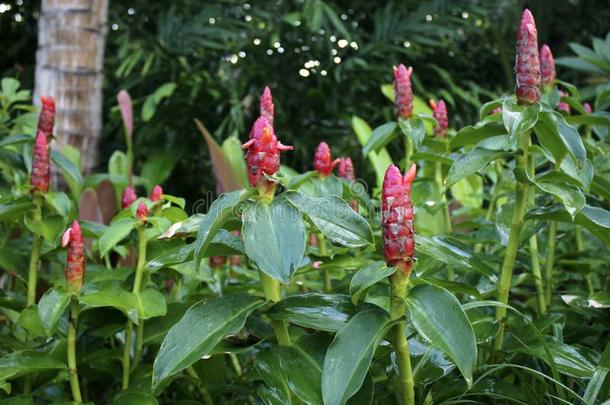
[34,0,108,174]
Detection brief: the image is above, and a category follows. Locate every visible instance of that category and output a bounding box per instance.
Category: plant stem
[435,161,454,281]
[122,321,133,390]
[259,271,291,346]
[475,161,503,254]
[493,131,530,352]
[67,298,82,403]
[404,137,414,167]
[389,271,415,405]
[544,221,557,306]
[527,156,546,316]
[316,233,332,292]
[26,195,43,307]
[576,226,594,294]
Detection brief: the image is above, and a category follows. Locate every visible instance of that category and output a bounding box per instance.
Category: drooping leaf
[98,217,136,257]
[362,122,397,157]
[502,98,540,139]
[446,148,514,187]
[37,287,71,336]
[349,261,395,305]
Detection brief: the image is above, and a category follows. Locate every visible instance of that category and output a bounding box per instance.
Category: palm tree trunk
[34,0,109,174]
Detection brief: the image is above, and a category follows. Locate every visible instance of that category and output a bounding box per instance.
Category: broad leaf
[446,148,513,187]
[352,115,392,189]
[37,287,71,335]
[349,261,395,305]
[0,201,35,221]
[502,98,540,139]
[451,121,505,149]
[0,351,65,381]
[80,281,139,323]
[135,289,167,320]
[362,122,397,156]
[398,118,426,148]
[536,110,586,162]
[98,217,136,257]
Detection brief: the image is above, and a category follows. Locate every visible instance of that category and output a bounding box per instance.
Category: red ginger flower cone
[150,185,163,202]
[539,44,556,89]
[338,157,355,180]
[121,186,137,209]
[31,130,50,193]
[515,9,541,104]
[429,99,448,138]
[242,116,292,192]
[393,64,413,119]
[136,202,148,221]
[260,86,275,127]
[62,220,85,291]
[314,142,340,176]
[382,164,416,275]
[38,96,55,142]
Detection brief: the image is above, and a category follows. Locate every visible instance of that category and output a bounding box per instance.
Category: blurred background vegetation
[2,0,609,201]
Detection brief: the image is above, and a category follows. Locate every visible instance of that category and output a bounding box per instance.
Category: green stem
[26,195,43,307]
[122,320,132,390]
[575,226,594,294]
[259,271,291,346]
[67,298,82,403]
[389,271,415,405]
[316,233,332,292]
[404,137,414,167]
[493,131,530,352]
[527,156,546,316]
[544,221,557,306]
[186,367,214,405]
[435,162,454,281]
[475,161,503,254]
[229,353,242,376]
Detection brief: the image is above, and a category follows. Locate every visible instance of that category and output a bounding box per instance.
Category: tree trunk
[34,0,109,174]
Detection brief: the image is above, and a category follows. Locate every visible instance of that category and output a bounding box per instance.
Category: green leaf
[283,192,373,248]
[582,342,610,405]
[0,201,35,221]
[450,174,483,208]
[98,217,136,257]
[42,192,72,218]
[566,113,610,127]
[51,149,83,199]
[18,306,45,337]
[135,289,167,320]
[110,390,159,405]
[352,115,392,188]
[502,98,540,139]
[518,340,596,378]
[0,351,65,381]
[446,148,513,187]
[37,287,71,336]
[398,118,426,148]
[141,153,176,194]
[80,281,139,323]
[322,309,393,405]
[407,284,477,386]
[416,236,494,276]
[349,261,395,305]
[242,198,305,283]
[152,293,264,392]
[267,293,359,332]
[362,122,397,156]
[193,189,253,272]
[536,111,586,162]
[222,136,249,188]
[451,121,505,149]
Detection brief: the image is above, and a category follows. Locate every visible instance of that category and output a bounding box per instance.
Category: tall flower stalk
[382,164,417,405]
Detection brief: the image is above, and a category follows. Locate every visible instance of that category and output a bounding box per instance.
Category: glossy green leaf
[502,98,540,139]
[362,121,397,156]
[407,284,477,386]
[519,340,596,378]
[566,113,610,127]
[322,309,393,405]
[98,217,136,257]
[398,118,426,148]
[416,235,494,277]
[267,293,359,332]
[152,293,264,392]
[351,115,392,189]
[582,342,610,405]
[135,289,167,320]
[110,390,159,405]
[0,351,65,381]
[42,192,72,218]
[51,149,83,199]
[24,214,65,243]
[0,201,35,221]
[80,281,139,323]
[536,110,586,162]
[451,121,505,149]
[284,192,373,248]
[450,174,483,208]
[446,148,513,187]
[242,198,305,283]
[408,338,455,385]
[349,261,395,305]
[17,306,45,337]
[37,287,71,336]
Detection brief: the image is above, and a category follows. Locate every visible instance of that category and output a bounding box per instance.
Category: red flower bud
[242,117,293,189]
[150,185,163,202]
[38,96,55,142]
[491,107,503,115]
[314,142,340,176]
[122,186,137,209]
[429,99,448,138]
[557,90,570,114]
[515,9,541,104]
[136,202,148,221]
[31,130,50,193]
[260,86,274,127]
[583,102,592,114]
[337,157,355,180]
[382,164,416,274]
[539,44,556,88]
[209,256,226,268]
[393,64,413,119]
[62,220,85,291]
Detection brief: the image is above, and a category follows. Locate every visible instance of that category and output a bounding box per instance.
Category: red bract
[150,185,163,202]
[62,220,85,291]
[583,102,592,114]
[314,142,340,176]
[136,202,148,221]
[38,96,55,142]
[122,186,137,209]
[209,256,226,268]
[515,9,541,104]
[260,86,274,126]
[382,164,416,274]
[338,157,355,180]
[539,44,556,88]
[558,90,570,114]
[429,99,448,138]
[242,117,292,189]
[31,130,50,193]
[393,64,413,120]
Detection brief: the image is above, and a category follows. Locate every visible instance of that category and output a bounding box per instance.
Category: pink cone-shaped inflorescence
[558,90,570,114]
[150,185,163,202]
[393,64,414,119]
[429,99,449,138]
[583,102,592,114]
[121,186,137,209]
[314,142,340,176]
[337,157,355,181]
[539,44,556,89]
[242,117,293,190]
[38,96,55,142]
[31,130,50,193]
[136,202,148,221]
[382,164,417,275]
[260,86,275,126]
[62,220,85,291]
[515,9,541,104]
